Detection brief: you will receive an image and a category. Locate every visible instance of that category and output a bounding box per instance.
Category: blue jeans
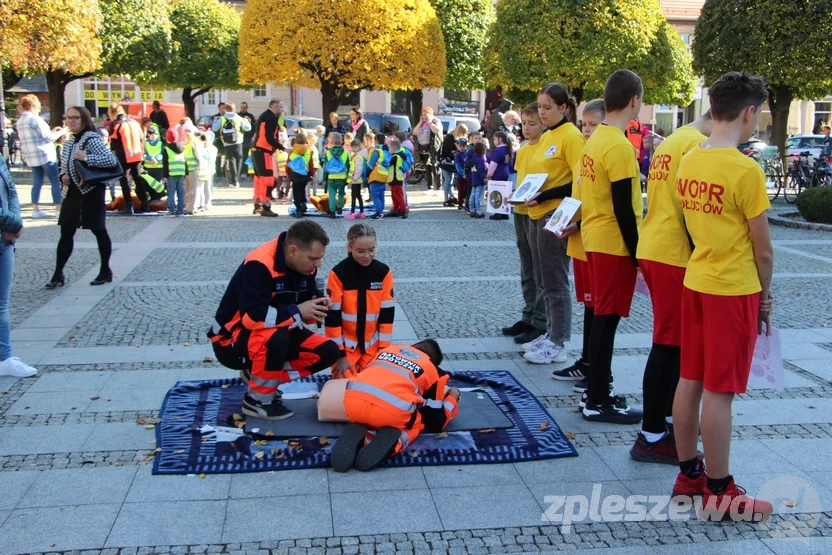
[167,176,185,212]
[370,182,386,213]
[470,185,484,214]
[31,161,61,205]
[0,245,13,360]
[441,169,455,201]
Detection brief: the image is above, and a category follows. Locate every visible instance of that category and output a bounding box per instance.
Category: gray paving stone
[0,503,120,553]
[223,494,332,542]
[431,484,545,529]
[80,422,156,451]
[422,464,525,489]
[331,490,441,536]
[19,466,137,508]
[106,501,227,547]
[761,438,832,473]
[513,447,618,485]
[0,424,95,456]
[127,467,231,502]
[763,537,832,554]
[230,468,328,498]
[89,388,168,413]
[0,470,38,510]
[7,390,97,415]
[101,370,184,390]
[327,466,427,493]
[26,372,114,393]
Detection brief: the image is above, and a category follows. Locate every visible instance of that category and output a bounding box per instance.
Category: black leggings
[351,183,364,213]
[581,306,595,364]
[588,314,621,404]
[55,226,112,279]
[642,343,681,433]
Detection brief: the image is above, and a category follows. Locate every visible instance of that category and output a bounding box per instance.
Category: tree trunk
[183,88,195,121]
[320,81,341,119]
[408,89,424,126]
[768,85,793,166]
[573,85,585,106]
[45,70,69,128]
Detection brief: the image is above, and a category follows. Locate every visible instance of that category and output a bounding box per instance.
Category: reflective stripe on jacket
[165,146,186,176]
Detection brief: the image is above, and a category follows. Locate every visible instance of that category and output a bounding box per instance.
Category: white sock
[641,430,666,443]
[666,416,673,424]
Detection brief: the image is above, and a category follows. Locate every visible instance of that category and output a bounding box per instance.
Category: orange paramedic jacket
[325,255,394,359]
[208,232,319,347]
[345,345,460,432]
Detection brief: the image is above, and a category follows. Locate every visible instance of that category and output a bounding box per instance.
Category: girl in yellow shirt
[521,83,585,365]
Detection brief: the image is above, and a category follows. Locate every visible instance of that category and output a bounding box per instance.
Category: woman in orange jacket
[325,223,395,378]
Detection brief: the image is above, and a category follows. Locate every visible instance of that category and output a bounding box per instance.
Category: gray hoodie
[211,111,252,146]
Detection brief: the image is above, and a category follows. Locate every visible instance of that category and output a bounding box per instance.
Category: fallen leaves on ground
[136,417,161,426]
[173,449,185,454]
[183,342,192,347]
[319,436,331,446]
[199,473,206,479]
[808,405,816,409]
[254,439,269,446]
[231,413,244,421]
[204,357,215,363]
[539,421,549,431]
[435,432,448,440]
[221,384,230,389]
[265,430,275,437]
[254,451,265,459]
[409,450,419,458]
[477,428,496,434]
[234,420,246,429]
[565,432,576,440]
[90,396,100,401]
[782,500,798,507]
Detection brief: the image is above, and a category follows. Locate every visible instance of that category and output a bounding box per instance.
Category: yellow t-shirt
[566,160,586,261]
[526,122,585,220]
[637,126,706,268]
[579,124,643,257]
[678,146,770,296]
[512,141,544,216]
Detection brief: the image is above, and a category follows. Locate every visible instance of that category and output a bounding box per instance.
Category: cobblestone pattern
[819,342,832,354]
[35,361,224,373]
[11,248,100,326]
[770,278,832,328]
[164,218,346,243]
[56,285,226,347]
[785,361,832,386]
[0,449,148,471]
[16,215,156,244]
[773,250,832,274]
[446,348,652,361]
[381,246,519,278]
[0,375,35,415]
[22,514,832,555]
[0,409,160,428]
[397,281,656,339]
[362,220,517,242]
[770,222,832,239]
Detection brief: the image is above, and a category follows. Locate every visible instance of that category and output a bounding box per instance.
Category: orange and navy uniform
[325,256,395,376]
[344,345,459,455]
[208,232,340,401]
[109,115,144,164]
[251,110,286,203]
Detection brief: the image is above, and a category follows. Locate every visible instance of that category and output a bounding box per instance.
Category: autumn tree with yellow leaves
[239,0,447,116]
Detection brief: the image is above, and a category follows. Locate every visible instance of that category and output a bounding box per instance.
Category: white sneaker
[0,357,38,377]
[524,343,568,365]
[521,333,549,353]
[31,210,50,219]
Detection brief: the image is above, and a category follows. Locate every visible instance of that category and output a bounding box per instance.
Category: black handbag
[73,138,123,187]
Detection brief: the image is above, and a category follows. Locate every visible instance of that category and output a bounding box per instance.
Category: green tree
[486,0,695,106]
[0,0,102,125]
[693,0,832,160]
[147,0,242,120]
[431,0,494,91]
[240,0,446,117]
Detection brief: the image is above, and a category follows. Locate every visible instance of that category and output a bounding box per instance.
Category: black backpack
[221,117,239,145]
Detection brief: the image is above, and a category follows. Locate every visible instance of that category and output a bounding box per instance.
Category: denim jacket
[0,156,23,250]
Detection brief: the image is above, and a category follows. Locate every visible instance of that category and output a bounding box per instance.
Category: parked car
[786,134,826,160]
[737,138,768,159]
[438,115,481,135]
[283,115,323,137]
[363,113,412,136]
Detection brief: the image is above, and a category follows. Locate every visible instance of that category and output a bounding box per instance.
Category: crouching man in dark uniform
[208,220,340,419]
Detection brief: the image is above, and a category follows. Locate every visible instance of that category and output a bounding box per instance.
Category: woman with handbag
[47,106,120,289]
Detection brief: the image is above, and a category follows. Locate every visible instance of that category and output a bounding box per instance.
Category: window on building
[253,85,267,98]
[392,91,410,115]
[681,34,691,45]
[813,101,831,133]
[206,91,216,106]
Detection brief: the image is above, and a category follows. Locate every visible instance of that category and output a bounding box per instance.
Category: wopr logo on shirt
[648,154,671,182]
[581,154,596,182]
[677,177,725,215]
[544,145,558,158]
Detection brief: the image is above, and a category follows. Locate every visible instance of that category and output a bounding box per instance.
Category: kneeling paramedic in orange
[207,221,341,420]
[325,223,395,378]
[330,340,460,472]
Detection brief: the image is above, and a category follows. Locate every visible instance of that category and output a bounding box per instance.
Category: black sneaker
[572,378,588,393]
[401,211,408,219]
[582,395,643,424]
[502,321,531,337]
[241,393,294,420]
[330,422,368,473]
[552,359,589,381]
[514,326,545,344]
[354,426,402,471]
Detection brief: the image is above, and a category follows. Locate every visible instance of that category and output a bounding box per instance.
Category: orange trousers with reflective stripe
[251,148,274,203]
[344,393,423,455]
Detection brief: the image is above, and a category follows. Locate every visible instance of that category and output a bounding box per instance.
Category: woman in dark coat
[48,106,119,289]
[324,112,347,139]
[348,107,371,144]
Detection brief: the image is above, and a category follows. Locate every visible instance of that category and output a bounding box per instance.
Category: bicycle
[758,146,783,201]
[783,151,830,203]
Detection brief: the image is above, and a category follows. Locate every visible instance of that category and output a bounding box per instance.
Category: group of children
[501,69,775,520]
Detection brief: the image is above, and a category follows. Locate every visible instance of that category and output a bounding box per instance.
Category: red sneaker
[699,476,774,522]
[672,460,706,498]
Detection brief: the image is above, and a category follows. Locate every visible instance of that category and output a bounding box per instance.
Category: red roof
[661,0,705,22]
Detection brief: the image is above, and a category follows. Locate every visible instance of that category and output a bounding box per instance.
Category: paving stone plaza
[1,177,832,555]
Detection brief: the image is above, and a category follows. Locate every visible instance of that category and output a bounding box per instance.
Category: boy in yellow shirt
[630,111,714,465]
[579,70,644,424]
[502,103,547,345]
[672,72,774,521]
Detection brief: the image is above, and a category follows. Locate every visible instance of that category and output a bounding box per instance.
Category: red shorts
[573,259,593,307]
[639,260,685,346]
[586,252,637,317]
[680,287,760,393]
